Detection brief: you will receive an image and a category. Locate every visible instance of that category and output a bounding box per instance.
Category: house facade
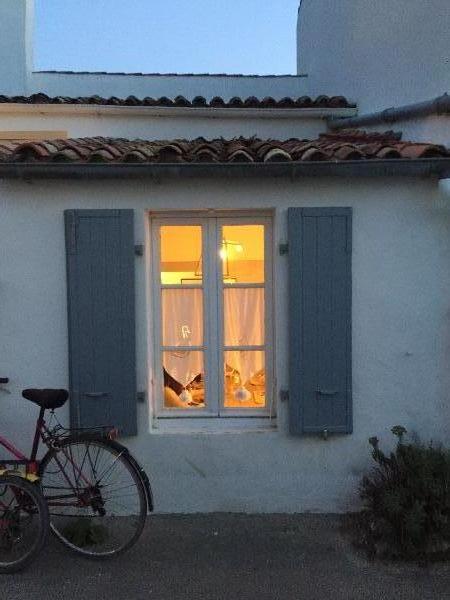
[0,1,449,513]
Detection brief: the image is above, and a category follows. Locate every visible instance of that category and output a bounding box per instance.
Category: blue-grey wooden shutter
[65,209,137,436]
[288,207,352,435]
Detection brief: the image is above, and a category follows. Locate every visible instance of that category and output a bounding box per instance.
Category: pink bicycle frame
[0,407,94,507]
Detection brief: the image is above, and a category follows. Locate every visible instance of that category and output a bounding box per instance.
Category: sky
[34,1,300,75]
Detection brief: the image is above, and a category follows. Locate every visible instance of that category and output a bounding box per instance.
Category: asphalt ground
[1,514,449,600]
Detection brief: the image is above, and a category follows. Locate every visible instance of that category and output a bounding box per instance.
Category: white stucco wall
[0,0,33,95]
[1,175,449,513]
[350,115,450,148]
[30,72,308,103]
[297,0,450,112]
[0,109,331,142]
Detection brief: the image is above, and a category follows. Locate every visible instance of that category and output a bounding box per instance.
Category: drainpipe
[438,178,450,202]
[328,93,450,130]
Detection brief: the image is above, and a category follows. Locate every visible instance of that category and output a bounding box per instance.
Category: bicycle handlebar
[0,378,9,384]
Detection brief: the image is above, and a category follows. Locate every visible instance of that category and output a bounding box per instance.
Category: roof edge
[1,158,448,181]
[35,70,308,79]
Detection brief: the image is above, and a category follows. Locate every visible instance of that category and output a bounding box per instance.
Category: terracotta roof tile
[1,131,448,165]
[0,92,355,110]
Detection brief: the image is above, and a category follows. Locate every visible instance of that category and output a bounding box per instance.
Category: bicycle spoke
[40,439,148,556]
[93,452,125,485]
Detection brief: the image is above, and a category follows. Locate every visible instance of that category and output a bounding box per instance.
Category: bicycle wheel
[0,475,49,573]
[39,438,147,558]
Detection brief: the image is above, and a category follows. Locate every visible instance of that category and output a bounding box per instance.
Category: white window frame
[149,211,275,421]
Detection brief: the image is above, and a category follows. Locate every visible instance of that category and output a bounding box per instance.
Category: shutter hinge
[134,244,144,257]
[279,243,289,256]
[279,389,289,402]
[137,391,146,403]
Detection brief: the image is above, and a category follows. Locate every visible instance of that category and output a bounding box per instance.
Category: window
[151,214,273,419]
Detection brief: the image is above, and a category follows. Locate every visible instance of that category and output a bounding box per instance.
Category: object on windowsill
[234,386,251,402]
[179,388,193,404]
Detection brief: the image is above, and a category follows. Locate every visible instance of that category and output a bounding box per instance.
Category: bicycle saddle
[22,388,69,409]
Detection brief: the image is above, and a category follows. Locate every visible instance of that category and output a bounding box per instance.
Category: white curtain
[224,287,264,383]
[163,350,203,388]
[162,289,203,385]
[162,287,264,387]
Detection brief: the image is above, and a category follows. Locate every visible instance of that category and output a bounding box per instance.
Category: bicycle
[0,378,153,560]
[0,473,49,573]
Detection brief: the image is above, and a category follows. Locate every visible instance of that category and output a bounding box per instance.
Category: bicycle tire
[39,437,147,558]
[0,475,49,573]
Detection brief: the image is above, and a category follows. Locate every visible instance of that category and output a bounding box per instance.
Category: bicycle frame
[0,407,97,509]
[0,407,46,473]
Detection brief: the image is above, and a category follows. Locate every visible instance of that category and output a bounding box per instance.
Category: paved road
[1,514,449,600]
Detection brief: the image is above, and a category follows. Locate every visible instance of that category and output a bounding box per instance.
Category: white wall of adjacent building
[297,0,450,113]
[0,108,341,142]
[1,0,449,124]
[0,0,34,95]
[342,116,450,148]
[0,175,449,513]
[30,72,309,103]
[0,0,308,101]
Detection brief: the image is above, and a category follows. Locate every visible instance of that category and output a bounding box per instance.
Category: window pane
[163,351,205,409]
[162,289,203,346]
[224,350,265,408]
[221,225,264,284]
[160,225,202,285]
[224,288,264,346]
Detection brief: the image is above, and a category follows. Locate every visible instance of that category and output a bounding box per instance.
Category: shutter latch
[279,243,289,256]
[316,389,338,396]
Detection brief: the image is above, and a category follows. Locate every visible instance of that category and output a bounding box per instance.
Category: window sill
[150,417,277,435]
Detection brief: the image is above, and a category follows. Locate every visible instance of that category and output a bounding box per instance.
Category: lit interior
[160,225,202,285]
[221,225,264,283]
[159,224,266,410]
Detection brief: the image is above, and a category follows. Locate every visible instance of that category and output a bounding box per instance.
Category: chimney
[0,0,34,95]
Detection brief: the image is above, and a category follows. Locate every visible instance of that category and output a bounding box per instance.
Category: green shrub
[355,426,450,560]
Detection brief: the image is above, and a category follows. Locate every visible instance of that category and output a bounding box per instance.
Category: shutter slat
[65,210,137,436]
[301,216,319,430]
[288,208,352,435]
